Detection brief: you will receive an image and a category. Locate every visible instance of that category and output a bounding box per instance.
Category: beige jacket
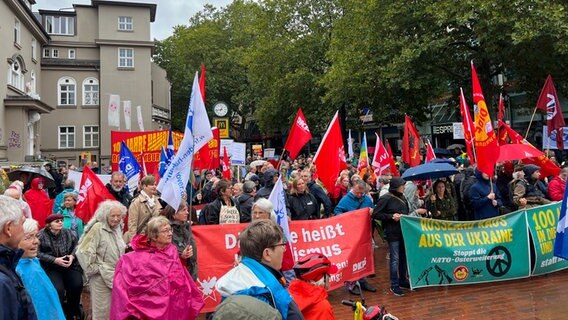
[76,221,126,288]
[123,194,162,243]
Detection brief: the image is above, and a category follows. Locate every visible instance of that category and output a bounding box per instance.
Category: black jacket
[0,245,37,320]
[307,181,332,217]
[235,193,254,223]
[105,184,133,208]
[204,197,240,225]
[288,192,319,220]
[373,191,409,241]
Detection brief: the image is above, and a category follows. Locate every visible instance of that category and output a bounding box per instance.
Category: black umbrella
[7,166,56,189]
[446,144,465,150]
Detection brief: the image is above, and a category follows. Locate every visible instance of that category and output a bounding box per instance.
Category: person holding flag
[123,175,162,244]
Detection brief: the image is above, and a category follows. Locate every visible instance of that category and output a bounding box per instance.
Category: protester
[53,179,77,213]
[0,195,37,319]
[513,165,550,209]
[255,168,280,200]
[236,180,256,222]
[251,198,276,222]
[105,172,132,209]
[61,192,84,239]
[373,177,410,297]
[44,162,63,199]
[162,201,198,280]
[469,170,503,220]
[111,216,204,319]
[426,180,457,221]
[37,213,83,319]
[459,167,477,221]
[124,175,161,243]
[300,170,332,217]
[215,219,304,320]
[334,180,373,215]
[24,178,54,229]
[204,179,241,224]
[3,186,32,218]
[16,218,66,320]
[403,181,428,218]
[288,178,320,220]
[76,200,127,320]
[548,167,568,201]
[288,253,337,320]
[213,295,283,319]
[332,175,350,206]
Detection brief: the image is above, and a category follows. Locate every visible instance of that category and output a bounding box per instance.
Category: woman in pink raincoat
[110,216,204,319]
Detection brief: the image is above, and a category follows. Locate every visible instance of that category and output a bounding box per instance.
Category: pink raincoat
[110,234,204,319]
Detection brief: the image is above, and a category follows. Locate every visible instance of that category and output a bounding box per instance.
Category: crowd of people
[1,150,566,319]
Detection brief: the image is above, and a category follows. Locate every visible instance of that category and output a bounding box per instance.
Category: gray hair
[146,216,171,242]
[353,180,367,190]
[23,219,39,234]
[251,198,277,223]
[3,188,21,200]
[80,200,127,241]
[0,195,24,231]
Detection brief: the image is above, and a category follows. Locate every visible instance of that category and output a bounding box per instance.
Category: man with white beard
[105,172,133,209]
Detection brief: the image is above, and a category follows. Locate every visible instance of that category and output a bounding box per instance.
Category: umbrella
[7,166,56,189]
[496,144,545,162]
[428,158,457,165]
[433,148,453,157]
[250,160,267,167]
[446,144,465,150]
[401,162,458,181]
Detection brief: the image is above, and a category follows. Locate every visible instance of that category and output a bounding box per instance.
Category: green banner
[401,211,530,288]
[525,202,568,275]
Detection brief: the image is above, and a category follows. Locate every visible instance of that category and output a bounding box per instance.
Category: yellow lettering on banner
[540,241,553,254]
[465,229,513,245]
[443,233,466,247]
[418,234,442,248]
[476,218,507,229]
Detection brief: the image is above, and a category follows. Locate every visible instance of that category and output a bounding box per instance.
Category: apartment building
[1,0,52,162]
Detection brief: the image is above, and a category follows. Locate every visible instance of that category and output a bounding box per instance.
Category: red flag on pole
[199,64,206,103]
[313,112,347,193]
[471,62,499,176]
[459,88,476,163]
[222,146,231,180]
[497,94,509,145]
[536,75,565,150]
[402,115,421,167]
[283,108,312,159]
[76,166,116,223]
[425,139,436,162]
[139,151,148,179]
[372,133,391,177]
[194,127,220,170]
[386,142,400,177]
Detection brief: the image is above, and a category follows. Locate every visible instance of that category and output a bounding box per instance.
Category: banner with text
[526,202,568,275]
[401,212,531,288]
[193,209,374,313]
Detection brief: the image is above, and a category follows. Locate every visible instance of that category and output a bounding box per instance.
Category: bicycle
[342,281,398,320]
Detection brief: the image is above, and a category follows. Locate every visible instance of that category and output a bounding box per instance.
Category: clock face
[214,102,229,117]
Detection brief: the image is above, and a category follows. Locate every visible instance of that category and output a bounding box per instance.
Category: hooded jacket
[110,234,204,320]
[288,280,335,320]
[255,169,278,200]
[469,170,502,220]
[24,178,54,229]
[548,175,566,202]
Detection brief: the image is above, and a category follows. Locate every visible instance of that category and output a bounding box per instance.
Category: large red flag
[499,120,560,177]
[386,142,400,177]
[459,88,476,163]
[425,139,436,162]
[471,62,499,176]
[76,166,116,223]
[313,112,347,193]
[402,115,421,167]
[222,146,231,180]
[371,133,391,177]
[536,75,565,150]
[283,108,312,159]
[497,94,509,145]
[193,127,220,170]
[199,64,206,103]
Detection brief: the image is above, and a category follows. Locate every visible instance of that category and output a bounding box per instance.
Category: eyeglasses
[269,242,287,251]
[159,228,173,234]
[23,233,40,241]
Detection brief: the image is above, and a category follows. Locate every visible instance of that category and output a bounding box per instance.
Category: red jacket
[288,280,335,320]
[548,176,566,201]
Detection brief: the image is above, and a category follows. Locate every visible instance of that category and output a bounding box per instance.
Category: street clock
[213,102,229,117]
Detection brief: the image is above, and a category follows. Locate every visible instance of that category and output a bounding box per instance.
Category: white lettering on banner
[225,234,239,250]
[300,223,346,242]
[297,116,310,133]
[352,257,367,273]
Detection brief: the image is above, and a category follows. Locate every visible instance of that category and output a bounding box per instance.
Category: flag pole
[524,106,539,139]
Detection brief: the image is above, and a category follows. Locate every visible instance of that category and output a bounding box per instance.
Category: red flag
[139,151,148,179]
[459,88,476,163]
[371,133,391,177]
[497,94,509,145]
[283,108,312,160]
[76,166,116,223]
[386,142,400,177]
[499,120,560,177]
[222,146,231,180]
[402,115,421,167]
[313,112,347,192]
[194,127,220,170]
[425,139,436,162]
[471,62,499,176]
[536,75,565,150]
[199,64,206,103]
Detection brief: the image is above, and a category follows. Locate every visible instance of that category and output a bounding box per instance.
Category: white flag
[123,101,132,131]
[108,94,120,127]
[136,105,144,131]
[268,178,292,242]
[347,129,354,160]
[157,72,213,209]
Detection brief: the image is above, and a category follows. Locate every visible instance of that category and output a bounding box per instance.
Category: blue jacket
[0,245,37,320]
[53,188,77,213]
[334,191,374,214]
[469,171,503,220]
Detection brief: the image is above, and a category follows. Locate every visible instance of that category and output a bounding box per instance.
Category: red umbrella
[496,144,545,162]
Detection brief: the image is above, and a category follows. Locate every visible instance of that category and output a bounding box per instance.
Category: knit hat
[389,177,406,191]
[523,164,540,178]
[45,214,64,225]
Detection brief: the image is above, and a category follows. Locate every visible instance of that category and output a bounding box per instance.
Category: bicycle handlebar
[341,300,356,307]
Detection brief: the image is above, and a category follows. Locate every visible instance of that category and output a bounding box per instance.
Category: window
[58,126,75,148]
[118,16,133,31]
[83,126,99,147]
[68,49,76,59]
[118,48,134,68]
[8,59,24,91]
[52,49,59,58]
[14,18,21,45]
[32,39,37,60]
[43,48,50,58]
[82,78,99,105]
[58,77,76,105]
[45,16,75,35]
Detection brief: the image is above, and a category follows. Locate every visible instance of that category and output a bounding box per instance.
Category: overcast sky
[34,0,233,40]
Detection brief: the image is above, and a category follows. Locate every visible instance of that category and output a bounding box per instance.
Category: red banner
[193,127,220,170]
[193,209,374,313]
[111,130,183,174]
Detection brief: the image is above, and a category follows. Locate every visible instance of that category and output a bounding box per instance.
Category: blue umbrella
[401,162,458,181]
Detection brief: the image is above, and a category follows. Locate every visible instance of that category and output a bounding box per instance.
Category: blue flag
[119,141,141,194]
[554,180,568,259]
[167,129,175,158]
[159,146,170,178]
